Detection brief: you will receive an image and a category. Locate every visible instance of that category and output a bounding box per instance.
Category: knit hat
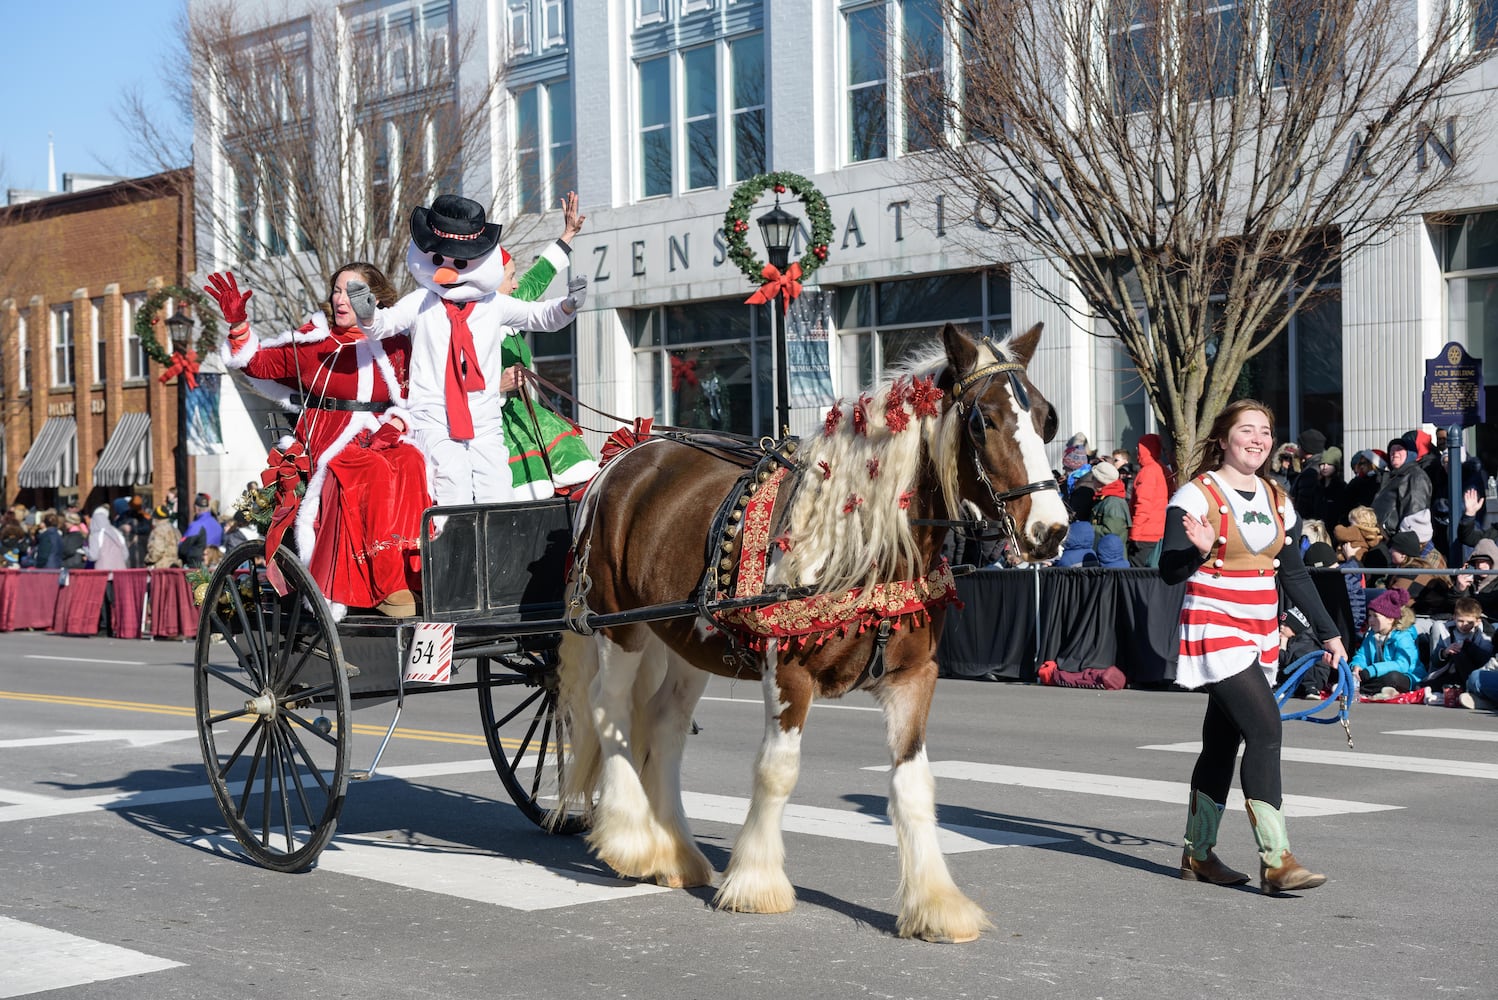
[1352,449,1385,471]
[194,492,211,509]
[64,511,81,526]
[1303,541,1337,568]
[111,497,131,516]
[1090,460,1119,485]
[1390,530,1422,558]
[1281,605,1312,635]
[1387,438,1409,458]
[1297,429,1327,457]
[1470,538,1498,568]
[1062,432,1089,472]
[1317,446,1342,469]
[1367,588,1411,621]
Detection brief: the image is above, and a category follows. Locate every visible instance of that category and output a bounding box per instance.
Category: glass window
[683,45,718,190]
[91,298,106,386]
[1477,0,1498,50]
[51,305,74,388]
[508,1,532,56]
[542,0,566,47]
[1184,2,1242,101]
[1270,0,1332,88]
[17,314,28,392]
[847,4,888,162]
[632,299,772,435]
[515,87,542,214]
[123,296,148,381]
[639,56,673,197]
[638,0,667,24]
[550,79,577,198]
[1107,0,1162,115]
[838,270,1011,390]
[729,34,765,181]
[902,0,943,152]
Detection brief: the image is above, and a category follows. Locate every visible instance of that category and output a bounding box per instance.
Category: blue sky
[0,0,188,193]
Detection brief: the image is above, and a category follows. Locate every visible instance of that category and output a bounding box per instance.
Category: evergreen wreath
[134,286,221,366]
[723,172,834,285]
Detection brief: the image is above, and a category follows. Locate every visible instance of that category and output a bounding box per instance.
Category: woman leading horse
[555,322,1068,942]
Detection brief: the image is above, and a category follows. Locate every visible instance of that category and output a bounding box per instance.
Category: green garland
[723,171,834,285]
[133,286,221,367]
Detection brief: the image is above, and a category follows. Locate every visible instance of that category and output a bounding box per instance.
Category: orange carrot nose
[433,266,460,284]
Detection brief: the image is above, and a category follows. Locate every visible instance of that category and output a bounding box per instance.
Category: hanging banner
[785,288,836,409]
[187,372,228,456]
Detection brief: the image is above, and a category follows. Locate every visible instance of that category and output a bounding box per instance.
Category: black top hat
[410,195,502,259]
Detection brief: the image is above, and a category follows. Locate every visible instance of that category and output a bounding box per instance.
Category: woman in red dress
[207,265,431,619]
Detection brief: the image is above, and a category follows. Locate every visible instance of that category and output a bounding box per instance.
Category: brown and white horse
[554,322,1067,941]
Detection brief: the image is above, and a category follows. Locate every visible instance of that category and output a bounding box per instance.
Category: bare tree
[907,0,1495,469]
[124,1,523,328]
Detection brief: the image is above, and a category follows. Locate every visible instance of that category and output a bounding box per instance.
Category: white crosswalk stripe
[0,916,181,998]
[1382,727,1498,743]
[1140,741,1498,780]
[867,761,1398,817]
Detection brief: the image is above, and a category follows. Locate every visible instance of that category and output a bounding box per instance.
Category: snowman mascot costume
[355,195,585,506]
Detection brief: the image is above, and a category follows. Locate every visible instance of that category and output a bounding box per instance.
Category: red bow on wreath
[744,261,803,313]
[259,441,310,595]
[159,348,201,390]
[670,356,698,392]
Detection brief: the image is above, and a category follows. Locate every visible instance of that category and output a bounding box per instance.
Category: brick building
[0,168,194,511]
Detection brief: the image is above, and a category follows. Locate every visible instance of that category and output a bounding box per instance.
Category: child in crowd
[1349,588,1424,698]
[1426,598,1495,695]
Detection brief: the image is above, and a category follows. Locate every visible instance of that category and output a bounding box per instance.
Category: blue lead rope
[1275,651,1357,749]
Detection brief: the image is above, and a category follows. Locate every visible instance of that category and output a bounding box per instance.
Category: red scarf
[442,300,486,440]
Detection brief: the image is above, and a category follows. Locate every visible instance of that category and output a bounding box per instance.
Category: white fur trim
[539,240,571,274]
[294,412,383,566]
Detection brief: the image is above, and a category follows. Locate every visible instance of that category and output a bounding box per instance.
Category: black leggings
[1191,663,1283,809]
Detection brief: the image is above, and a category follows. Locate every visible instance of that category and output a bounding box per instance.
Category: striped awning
[16,417,78,489]
[93,412,154,487]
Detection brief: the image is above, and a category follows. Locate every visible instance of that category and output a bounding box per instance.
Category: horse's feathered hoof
[896,889,992,943]
[713,867,796,913]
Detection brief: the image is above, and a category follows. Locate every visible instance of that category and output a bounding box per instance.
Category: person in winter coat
[31,513,63,569]
[1373,438,1432,539]
[1056,486,1099,566]
[59,512,88,569]
[86,505,129,571]
[1349,588,1423,696]
[1129,433,1169,567]
[1089,460,1131,547]
[1340,450,1384,521]
[1293,446,1345,529]
[1425,597,1494,694]
[145,505,182,569]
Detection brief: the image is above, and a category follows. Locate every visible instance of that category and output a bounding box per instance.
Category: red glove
[204,272,254,326]
[368,421,404,451]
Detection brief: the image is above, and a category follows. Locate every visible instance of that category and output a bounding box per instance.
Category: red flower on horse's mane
[818,460,832,480]
[885,377,911,434]
[852,394,871,436]
[908,375,944,419]
[898,490,914,509]
[843,494,864,513]
[867,458,880,479]
[824,401,844,436]
[774,535,792,552]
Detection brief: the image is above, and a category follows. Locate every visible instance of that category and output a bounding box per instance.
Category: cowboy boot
[1245,799,1326,894]
[1180,789,1249,885]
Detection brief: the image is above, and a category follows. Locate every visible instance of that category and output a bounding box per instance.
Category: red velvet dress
[225,315,431,611]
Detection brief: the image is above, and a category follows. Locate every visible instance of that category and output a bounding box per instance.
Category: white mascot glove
[562,276,587,314]
[346,279,378,325]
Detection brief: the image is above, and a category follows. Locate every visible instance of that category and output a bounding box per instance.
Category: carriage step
[349,769,375,781]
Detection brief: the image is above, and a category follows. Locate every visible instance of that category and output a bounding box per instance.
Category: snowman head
[407,195,507,303]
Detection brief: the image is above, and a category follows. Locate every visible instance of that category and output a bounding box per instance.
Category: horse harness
[949,338,1060,543]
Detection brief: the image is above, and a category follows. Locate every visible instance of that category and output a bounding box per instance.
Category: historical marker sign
[1422,341,1484,428]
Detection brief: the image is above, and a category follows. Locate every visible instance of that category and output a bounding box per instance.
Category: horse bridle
[949,340,1060,541]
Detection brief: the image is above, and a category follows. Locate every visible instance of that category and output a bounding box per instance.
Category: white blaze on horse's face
[990,342,1069,554]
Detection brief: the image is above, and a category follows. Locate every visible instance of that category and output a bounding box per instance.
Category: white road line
[0,915,181,998]
[22,655,146,666]
[183,834,671,911]
[872,761,1398,818]
[1141,742,1498,780]
[1383,728,1498,743]
[682,791,1064,852]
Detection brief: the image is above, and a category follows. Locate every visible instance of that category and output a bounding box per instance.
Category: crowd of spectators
[0,487,256,577]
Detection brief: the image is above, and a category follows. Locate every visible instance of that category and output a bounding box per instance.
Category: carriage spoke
[208,613,262,686]
[278,681,336,706]
[202,662,260,700]
[234,727,268,822]
[270,723,302,853]
[272,595,306,688]
[283,707,340,752]
[206,705,253,727]
[216,720,262,781]
[223,582,268,688]
[279,718,334,795]
[280,632,328,692]
[528,709,558,801]
[492,687,545,730]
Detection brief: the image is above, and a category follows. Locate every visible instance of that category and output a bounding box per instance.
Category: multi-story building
[194,0,1498,490]
[0,169,195,510]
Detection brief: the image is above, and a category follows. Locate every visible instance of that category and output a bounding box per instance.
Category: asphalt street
[1,628,1494,1000]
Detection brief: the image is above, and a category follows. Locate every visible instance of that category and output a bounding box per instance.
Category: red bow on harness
[600,417,654,467]
[259,441,310,595]
[743,261,802,313]
[159,348,200,390]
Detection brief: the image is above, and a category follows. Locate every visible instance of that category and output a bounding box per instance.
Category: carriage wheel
[193,540,351,871]
[477,653,588,834]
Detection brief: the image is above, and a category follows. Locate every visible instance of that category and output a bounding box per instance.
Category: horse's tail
[550,631,603,829]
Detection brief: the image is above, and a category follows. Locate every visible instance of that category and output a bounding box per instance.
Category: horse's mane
[780,345,963,594]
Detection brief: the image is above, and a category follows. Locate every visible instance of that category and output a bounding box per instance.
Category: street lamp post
[163,310,194,535]
[756,202,798,436]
